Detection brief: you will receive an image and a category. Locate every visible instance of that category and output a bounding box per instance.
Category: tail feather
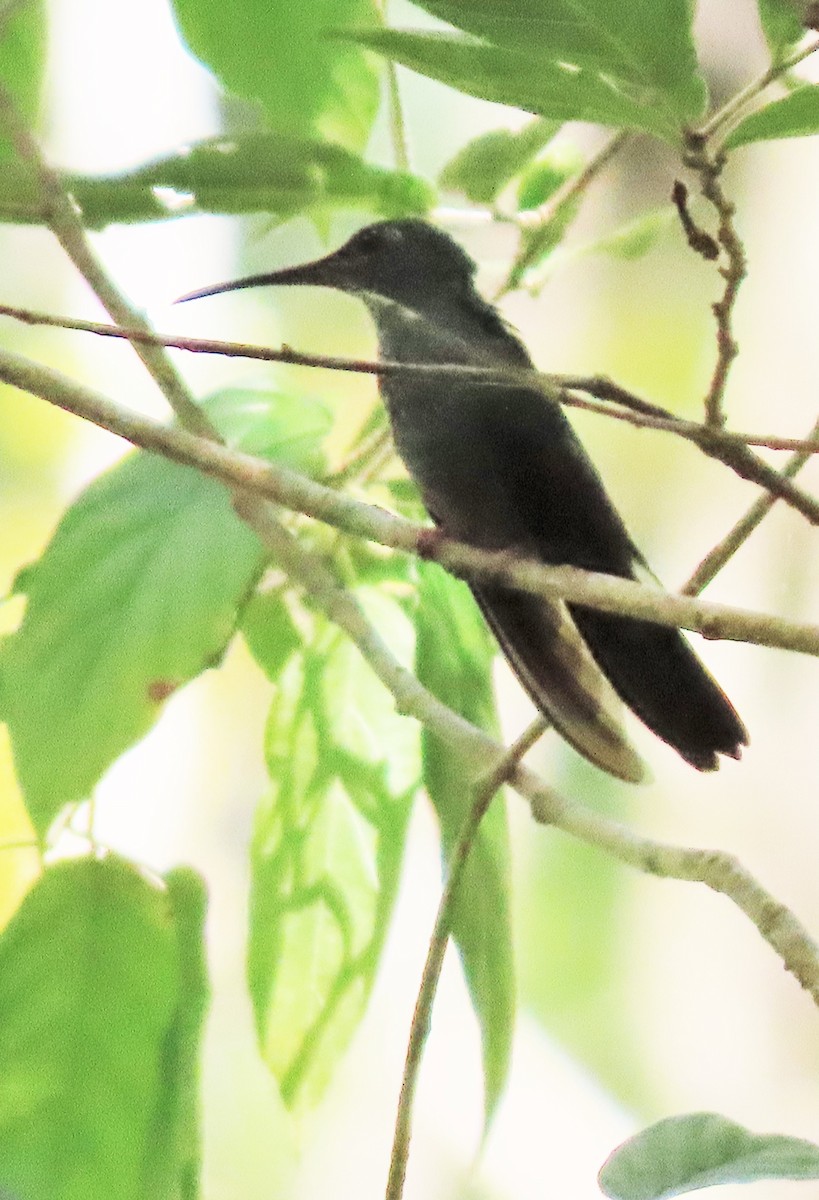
[474,585,648,783]
[571,606,748,769]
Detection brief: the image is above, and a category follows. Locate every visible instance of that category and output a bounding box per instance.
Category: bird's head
[177,219,480,319]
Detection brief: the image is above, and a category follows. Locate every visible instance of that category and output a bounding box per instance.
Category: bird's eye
[352,223,403,255]
[352,226,383,254]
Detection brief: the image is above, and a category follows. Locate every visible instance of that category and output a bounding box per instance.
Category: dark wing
[461,385,748,769]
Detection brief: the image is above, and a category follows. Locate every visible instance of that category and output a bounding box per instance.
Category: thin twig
[3,344,819,657]
[558,375,819,520]
[523,767,819,1005]
[376,0,411,174]
[2,301,818,523]
[699,36,819,144]
[386,717,546,1200]
[0,839,39,854]
[331,415,392,484]
[494,130,630,297]
[684,410,819,594]
[671,179,719,260]
[683,139,746,428]
[0,86,215,439]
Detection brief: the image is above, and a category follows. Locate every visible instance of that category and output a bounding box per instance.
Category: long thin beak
[176,248,348,305]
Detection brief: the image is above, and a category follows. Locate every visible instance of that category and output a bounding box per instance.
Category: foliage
[1,0,819,1196]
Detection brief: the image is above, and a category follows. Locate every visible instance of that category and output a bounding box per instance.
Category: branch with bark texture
[2,345,818,657]
[1,301,818,523]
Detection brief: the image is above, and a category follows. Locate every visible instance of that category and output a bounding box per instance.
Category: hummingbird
[179,219,747,781]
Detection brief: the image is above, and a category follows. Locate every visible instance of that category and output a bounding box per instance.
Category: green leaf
[726,84,819,147]
[171,0,381,151]
[0,388,330,833]
[398,0,707,121]
[414,563,514,1127]
[144,868,210,1200]
[0,855,208,1200]
[506,190,583,290]
[588,206,675,259]
[757,0,809,62]
[241,590,302,681]
[248,588,420,1111]
[599,1113,819,1200]
[349,29,680,140]
[515,143,583,210]
[0,134,430,230]
[202,387,332,475]
[0,135,435,229]
[2,456,265,833]
[439,118,561,203]
[0,1,45,163]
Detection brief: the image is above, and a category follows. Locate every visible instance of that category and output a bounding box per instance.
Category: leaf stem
[376,0,411,172]
[699,36,819,144]
[495,130,629,298]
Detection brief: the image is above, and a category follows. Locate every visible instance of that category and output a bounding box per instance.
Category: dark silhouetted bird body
[180,219,748,780]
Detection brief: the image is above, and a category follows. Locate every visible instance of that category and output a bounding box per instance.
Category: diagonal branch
[215,472,819,1013]
[0,85,215,439]
[1,301,818,524]
[685,409,819,593]
[2,344,818,658]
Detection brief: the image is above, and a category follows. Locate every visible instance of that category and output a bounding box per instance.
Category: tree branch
[1,301,818,524]
[523,769,819,1005]
[699,36,819,144]
[685,409,819,593]
[0,85,215,440]
[2,345,818,658]
[494,130,630,298]
[683,138,746,428]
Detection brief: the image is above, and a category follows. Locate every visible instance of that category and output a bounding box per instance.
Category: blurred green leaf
[0,855,208,1200]
[516,755,645,1105]
[0,1,45,163]
[757,0,810,62]
[599,1113,819,1199]
[145,868,210,1200]
[726,84,819,147]
[1,456,265,832]
[241,590,302,681]
[0,388,330,833]
[0,135,435,229]
[348,30,681,140]
[249,588,420,1111]
[171,0,381,151]
[506,191,582,290]
[439,119,561,203]
[377,0,707,122]
[414,563,514,1127]
[589,206,675,259]
[515,143,583,210]
[202,387,332,475]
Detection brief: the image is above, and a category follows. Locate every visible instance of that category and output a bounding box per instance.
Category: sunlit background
[2,1,819,1197]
